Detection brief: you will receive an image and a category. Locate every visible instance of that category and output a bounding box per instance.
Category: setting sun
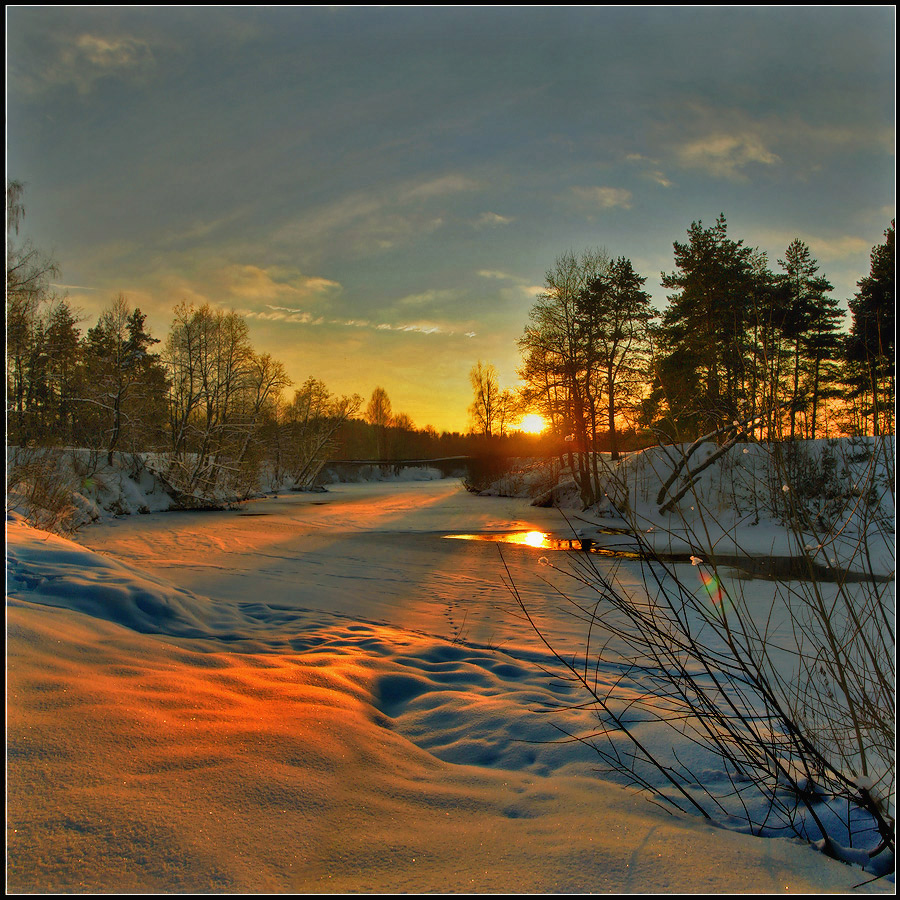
[517,414,548,434]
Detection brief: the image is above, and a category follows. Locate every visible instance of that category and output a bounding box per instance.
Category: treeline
[6,183,550,495]
[1,185,372,496]
[8,179,894,501]
[330,403,552,462]
[504,214,894,505]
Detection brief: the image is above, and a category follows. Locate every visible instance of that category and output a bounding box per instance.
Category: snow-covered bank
[6,447,176,532]
[6,447,456,535]
[485,437,895,577]
[6,480,895,892]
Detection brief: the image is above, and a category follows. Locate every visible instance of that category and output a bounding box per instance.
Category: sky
[6,6,895,433]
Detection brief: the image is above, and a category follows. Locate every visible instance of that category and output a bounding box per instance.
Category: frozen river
[77,479,635,656]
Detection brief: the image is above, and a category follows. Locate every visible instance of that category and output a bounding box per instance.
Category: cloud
[477,268,543,302]
[121,261,343,322]
[757,229,873,263]
[624,153,674,189]
[394,288,461,309]
[26,32,156,95]
[571,186,634,210]
[675,132,781,180]
[213,264,341,306]
[400,174,480,201]
[274,173,476,261]
[50,282,97,292]
[250,307,325,325]
[477,269,515,280]
[377,322,443,335]
[473,211,513,229]
[243,308,465,338]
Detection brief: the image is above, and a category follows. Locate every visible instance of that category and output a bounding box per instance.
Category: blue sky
[7,6,895,432]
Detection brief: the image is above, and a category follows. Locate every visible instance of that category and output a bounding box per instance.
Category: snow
[6,454,895,892]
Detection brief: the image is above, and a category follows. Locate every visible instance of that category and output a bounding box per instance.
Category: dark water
[444,531,891,584]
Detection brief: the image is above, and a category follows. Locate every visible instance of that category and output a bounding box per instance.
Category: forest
[507,214,894,506]
[6,180,894,505]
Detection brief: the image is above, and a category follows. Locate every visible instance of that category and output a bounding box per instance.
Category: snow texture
[6,446,895,893]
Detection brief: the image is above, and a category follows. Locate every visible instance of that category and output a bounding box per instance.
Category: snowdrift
[6,514,248,640]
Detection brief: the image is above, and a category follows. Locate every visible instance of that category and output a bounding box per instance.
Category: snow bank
[480,437,894,574]
[7,447,175,532]
[6,447,457,533]
[598,436,895,574]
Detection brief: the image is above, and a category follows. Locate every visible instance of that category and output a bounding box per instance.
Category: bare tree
[163,302,255,495]
[468,361,501,437]
[6,180,61,445]
[366,386,393,458]
[519,248,611,506]
[284,378,361,486]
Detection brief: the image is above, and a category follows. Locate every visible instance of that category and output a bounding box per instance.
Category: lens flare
[698,568,725,606]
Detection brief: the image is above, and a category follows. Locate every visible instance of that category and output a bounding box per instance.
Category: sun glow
[517,414,547,434]
[521,530,548,548]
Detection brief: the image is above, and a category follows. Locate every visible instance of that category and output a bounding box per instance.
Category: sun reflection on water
[446,530,552,547]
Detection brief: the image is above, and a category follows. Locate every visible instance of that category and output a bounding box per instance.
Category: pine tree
[846,223,895,436]
[86,295,169,461]
[44,300,84,445]
[776,239,841,438]
[658,215,756,436]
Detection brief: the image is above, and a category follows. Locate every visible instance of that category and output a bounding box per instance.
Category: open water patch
[443,531,890,583]
[445,529,642,560]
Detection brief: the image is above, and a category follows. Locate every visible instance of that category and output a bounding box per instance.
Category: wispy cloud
[394,288,461,309]
[675,132,780,180]
[210,264,341,306]
[51,282,97,291]
[625,153,674,189]
[243,306,473,338]
[273,173,477,261]
[477,268,543,302]
[757,229,873,263]
[477,269,515,280]
[111,261,343,324]
[22,32,156,95]
[400,174,479,202]
[473,211,514,229]
[571,186,634,210]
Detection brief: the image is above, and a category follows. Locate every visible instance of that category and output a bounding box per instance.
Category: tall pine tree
[846,223,895,436]
[658,215,756,436]
[776,239,842,439]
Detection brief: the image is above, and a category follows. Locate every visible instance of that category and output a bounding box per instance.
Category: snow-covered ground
[6,460,895,892]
